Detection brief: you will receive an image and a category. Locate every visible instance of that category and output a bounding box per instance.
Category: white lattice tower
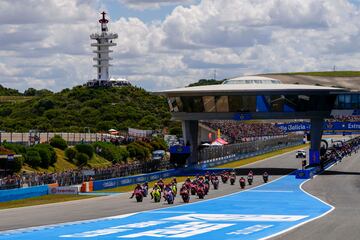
[90,12,118,81]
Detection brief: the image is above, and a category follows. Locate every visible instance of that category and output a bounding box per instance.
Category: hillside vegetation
[274,71,360,77]
[0,86,174,132]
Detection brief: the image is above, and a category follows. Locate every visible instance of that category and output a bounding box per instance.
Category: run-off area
[0,174,332,240]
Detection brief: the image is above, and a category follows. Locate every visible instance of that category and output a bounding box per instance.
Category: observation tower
[87,12,118,87]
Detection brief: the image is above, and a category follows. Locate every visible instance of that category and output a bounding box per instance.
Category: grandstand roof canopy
[161,76,348,96]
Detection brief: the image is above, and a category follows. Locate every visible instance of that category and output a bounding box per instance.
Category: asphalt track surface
[271,150,360,240]
[0,148,302,231]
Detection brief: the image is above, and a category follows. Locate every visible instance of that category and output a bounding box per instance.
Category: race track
[2,148,359,239]
[271,150,360,240]
[0,149,301,231]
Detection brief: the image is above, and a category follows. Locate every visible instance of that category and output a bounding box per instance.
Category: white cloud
[0,0,360,92]
[119,0,196,10]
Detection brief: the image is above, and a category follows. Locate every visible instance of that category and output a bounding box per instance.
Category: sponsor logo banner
[49,186,78,195]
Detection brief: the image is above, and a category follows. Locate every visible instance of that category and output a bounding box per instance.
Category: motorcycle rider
[205,171,210,181]
[263,171,269,183]
[239,176,246,189]
[150,183,161,199]
[157,178,164,191]
[142,182,149,196]
[130,184,143,199]
[180,183,190,202]
[247,170,254,184]
[163,184,173,200]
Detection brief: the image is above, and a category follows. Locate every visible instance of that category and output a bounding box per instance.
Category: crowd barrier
[0,185,48,202]
[92,169,181,191]
[197,141,303,169]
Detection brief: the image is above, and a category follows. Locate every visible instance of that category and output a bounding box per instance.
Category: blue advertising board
[0,185,48,202]
[276,122,360,132]
[276,122,310,132]
[92,169,180,191]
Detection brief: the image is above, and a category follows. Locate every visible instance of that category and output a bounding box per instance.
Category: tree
[75,152,89,166]
[33,144,57,168]
[50,135,68,150]
[65,148,77,162]
[75,144,94,159]
[25,149,42,168]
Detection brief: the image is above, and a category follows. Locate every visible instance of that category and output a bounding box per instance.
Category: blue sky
[0,0,360,92]
[105,0,200,23]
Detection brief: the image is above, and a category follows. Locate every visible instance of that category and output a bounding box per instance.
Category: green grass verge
[88,154,112,168]
[216,144,309,168]
[274,71,360,77]
[97,176,193,193]
[0,194,96,210]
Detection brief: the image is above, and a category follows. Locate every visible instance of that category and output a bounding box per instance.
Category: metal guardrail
[197,136,303,168]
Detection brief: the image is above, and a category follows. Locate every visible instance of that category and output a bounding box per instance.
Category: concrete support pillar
[182,120,199,167]
[309,117,324,166]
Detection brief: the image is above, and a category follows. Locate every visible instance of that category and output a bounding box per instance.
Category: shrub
[127,142,150,161]
[25,149,42,168]
[0,146,15,155]
[32,144,56,168]
[65,148,77,162]
[3,143,26,154]
[150,138,168,151]
[92,142,129,163]
[118,147,129,162]
[75,144,94,159]
[75,152,89,166]
[33,144,57,167]
[50,135,68,150]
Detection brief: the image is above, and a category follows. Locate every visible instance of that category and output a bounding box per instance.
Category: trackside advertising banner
[49,186,79,195]
[276,122,360,132]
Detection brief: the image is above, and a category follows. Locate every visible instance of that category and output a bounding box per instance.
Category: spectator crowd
[203,120,286,143]
[0,159,171,190]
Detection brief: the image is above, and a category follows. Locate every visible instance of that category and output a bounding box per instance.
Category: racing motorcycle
[164,190,174,204]
[239,178,246,189]
[153,189,161,203]
[180,189,190,203]
[230,175,236,185]
[134,189,143,202]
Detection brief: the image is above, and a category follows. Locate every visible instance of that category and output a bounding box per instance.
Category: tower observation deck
[87,12,122,87]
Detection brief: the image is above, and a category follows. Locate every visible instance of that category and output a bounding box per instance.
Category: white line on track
[259,160,339,240]
[249,190,294,193]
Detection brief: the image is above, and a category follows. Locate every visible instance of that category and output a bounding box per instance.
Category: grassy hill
[22,148,112,173]
[0,86,174,133]
[274,71,360,77]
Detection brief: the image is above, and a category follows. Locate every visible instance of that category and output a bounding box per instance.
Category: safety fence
[0,185,48,203]
[198,135,303,168]
[93,169,180,191]
[0,132,127,146]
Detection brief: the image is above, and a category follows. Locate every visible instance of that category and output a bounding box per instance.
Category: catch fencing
[197,135,303,168]
[0,132,125,146]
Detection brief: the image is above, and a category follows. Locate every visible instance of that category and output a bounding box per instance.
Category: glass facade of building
[168,93,360,113]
